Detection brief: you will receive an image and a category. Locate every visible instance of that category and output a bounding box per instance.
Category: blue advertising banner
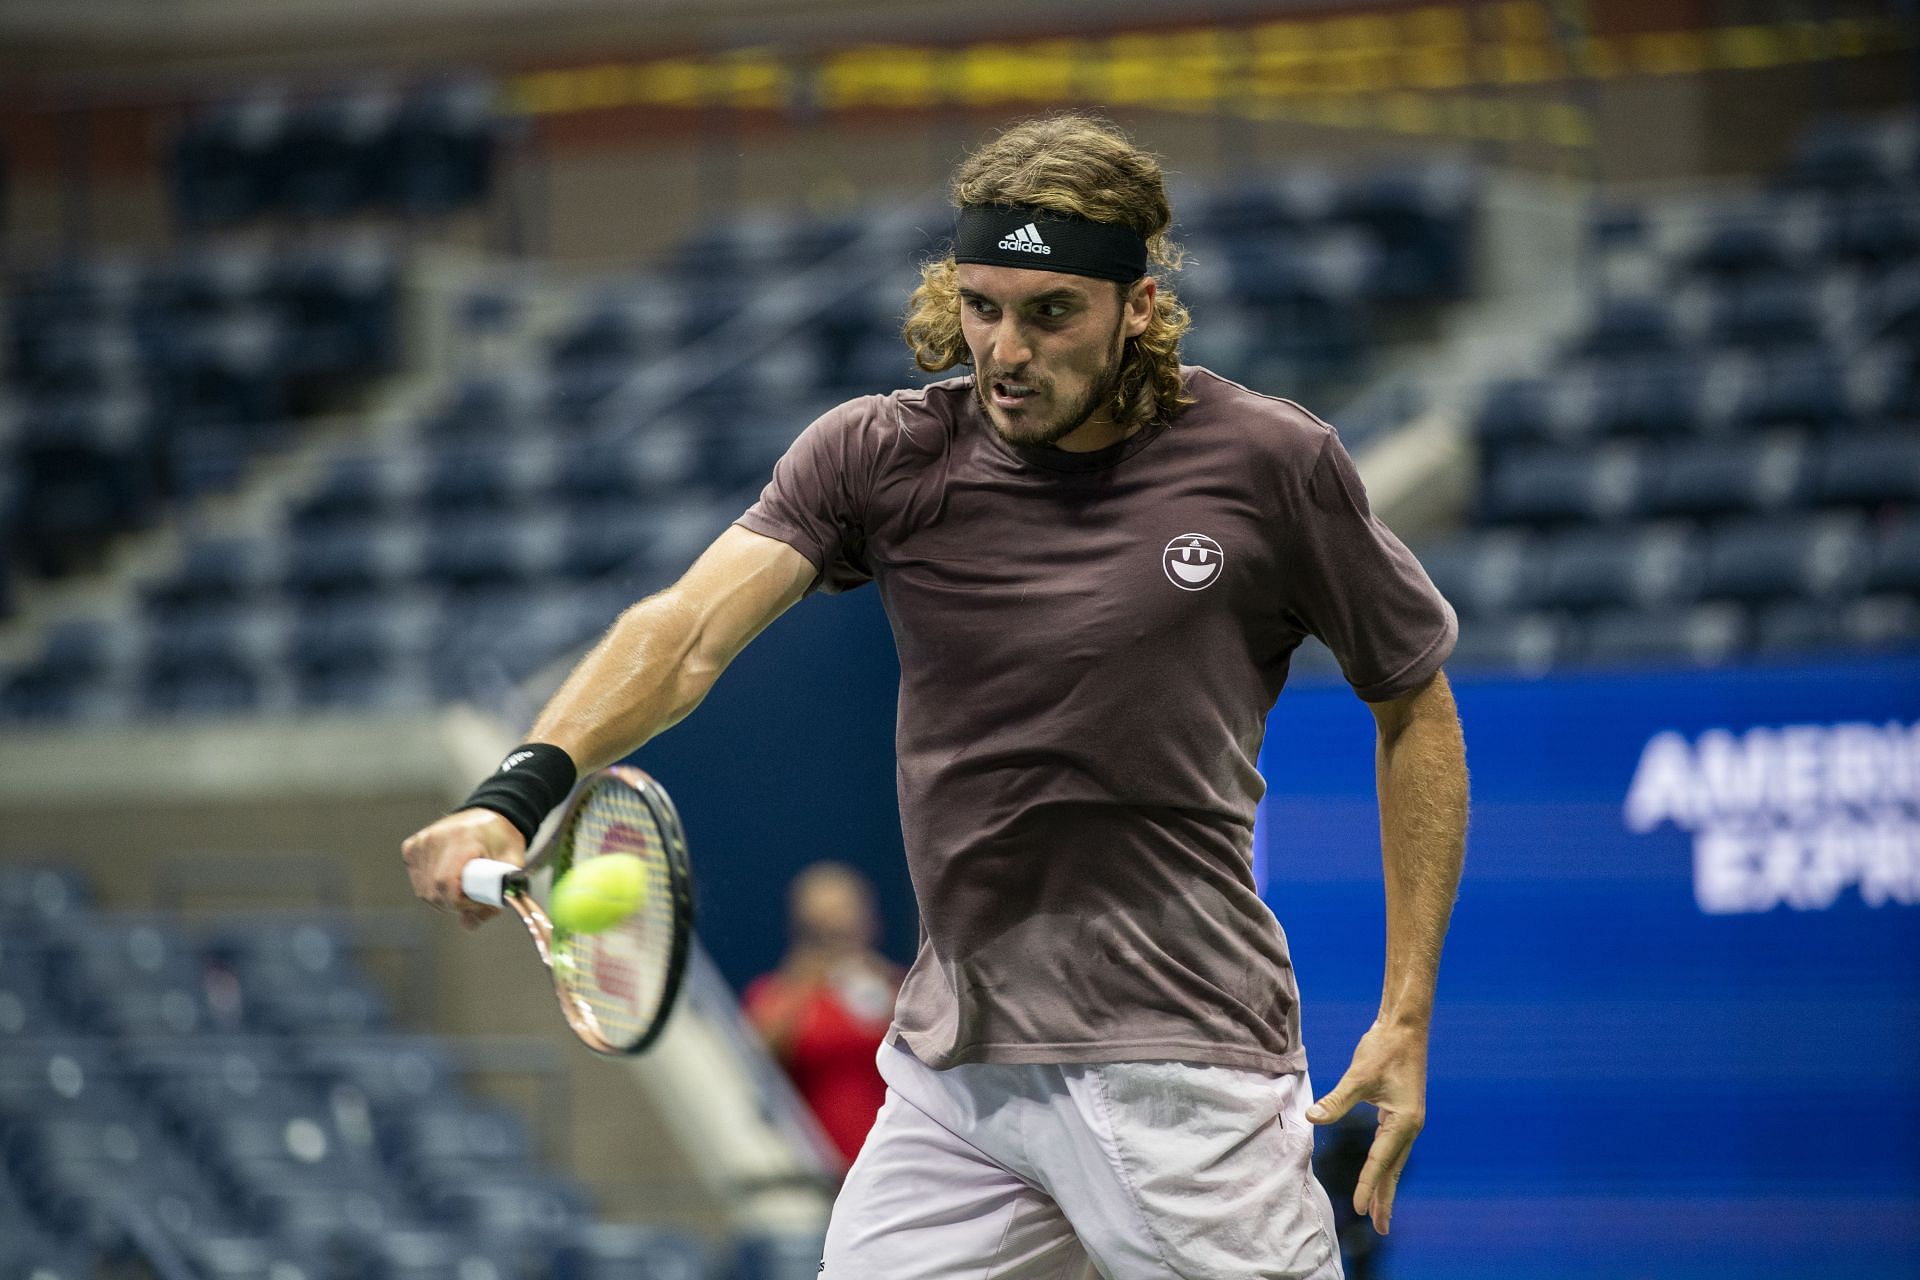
[1261,656,1920,1279]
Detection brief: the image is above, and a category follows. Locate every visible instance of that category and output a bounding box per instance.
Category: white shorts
[821,1040,1343,1280]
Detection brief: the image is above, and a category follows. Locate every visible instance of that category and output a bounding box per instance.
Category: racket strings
[555,783,678,1050]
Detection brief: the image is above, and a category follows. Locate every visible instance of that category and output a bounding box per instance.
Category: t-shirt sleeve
[734,398,880,594]
[1282,428,1457,701]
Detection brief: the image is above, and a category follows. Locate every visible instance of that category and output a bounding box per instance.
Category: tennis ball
[549,854,647,934]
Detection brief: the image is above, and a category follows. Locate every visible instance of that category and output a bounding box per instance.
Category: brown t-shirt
[736,367,1455,1073]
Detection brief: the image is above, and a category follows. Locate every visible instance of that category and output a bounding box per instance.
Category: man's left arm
[1307,667,1468,1234]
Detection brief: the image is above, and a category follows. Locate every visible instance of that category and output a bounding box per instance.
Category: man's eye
[1037,304,1071,319]
[966,300,996,318]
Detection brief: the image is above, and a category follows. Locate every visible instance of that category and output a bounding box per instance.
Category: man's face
[957,264,1154,451]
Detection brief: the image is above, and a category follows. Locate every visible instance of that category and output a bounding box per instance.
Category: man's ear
[1124,277,1156,338]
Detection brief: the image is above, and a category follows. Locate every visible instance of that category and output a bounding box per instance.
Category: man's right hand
[400,808,528,931]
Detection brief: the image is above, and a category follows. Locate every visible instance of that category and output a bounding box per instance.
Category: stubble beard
[979,321,1129,449]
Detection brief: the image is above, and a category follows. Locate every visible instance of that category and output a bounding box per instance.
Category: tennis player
[401,112,1468,1278]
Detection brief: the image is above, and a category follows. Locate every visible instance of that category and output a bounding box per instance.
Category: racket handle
[461,858,522,907]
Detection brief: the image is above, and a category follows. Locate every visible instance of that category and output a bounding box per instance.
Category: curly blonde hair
[902,113,1194,431]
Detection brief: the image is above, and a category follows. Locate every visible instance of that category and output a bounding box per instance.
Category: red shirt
[745,966,896,1165]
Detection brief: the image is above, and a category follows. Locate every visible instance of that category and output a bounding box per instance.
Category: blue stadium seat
[1707,275,1824,350]
[384,1101,534,1182]
[1682,222,1792,283]
[553,1223,709,1280]
[1815,429,1920,508]
[0,862,93,931]
[420,369,547,440]
[1414,531,1537,618]
[421,515,557,592]
[279,88,398,221]
[1822,199,1920,269]
[300,1036,459,1114]
[125,1038,320,1130]
[286,524,416,598]
[1578,602,1748,668]
[1779,118,1899,196]
[1521,524,1700,614]
[387,79,498,216]
[271,243,401,378]
[732,1230,829,1280]
[366,1226,525,1280]
[421,446,541,519]
[1755,594,1920,657]
[292,456,412,530]
[145,537,284,616]
[179,1232,330,1280]
[1443,611,1571,675]
[172,94,289,227]
[1570,295,1676,359]
[1480,446,1645,528]
[1727,346,1852,430]
[423,1172,588,1241]
[1582,355,1705,441]
[1698,512,1871,603]
[1642,434,1810,519]
[1866,516,1920,594]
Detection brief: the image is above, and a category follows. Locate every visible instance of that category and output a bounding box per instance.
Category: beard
[978,320,1129,449]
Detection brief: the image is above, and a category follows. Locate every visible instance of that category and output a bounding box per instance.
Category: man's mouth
[990,379,1039,410]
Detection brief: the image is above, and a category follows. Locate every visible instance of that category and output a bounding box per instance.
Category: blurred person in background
[744,861,901,1168]
[403,110,1467,1279]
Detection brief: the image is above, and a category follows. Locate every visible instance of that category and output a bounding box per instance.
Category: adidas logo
[997,223,1052,255]
[499,750,536,772]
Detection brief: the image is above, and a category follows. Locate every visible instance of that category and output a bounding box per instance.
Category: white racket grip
[461,858,520,907]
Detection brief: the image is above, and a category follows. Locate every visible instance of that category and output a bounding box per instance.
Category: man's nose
[990,322,1032,371]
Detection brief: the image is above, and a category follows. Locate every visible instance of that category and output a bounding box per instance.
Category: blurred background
[1,1,1917,1277]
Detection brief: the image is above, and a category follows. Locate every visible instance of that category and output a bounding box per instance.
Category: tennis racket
[460,765,693,1056]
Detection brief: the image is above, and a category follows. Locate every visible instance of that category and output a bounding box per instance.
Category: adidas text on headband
[953,205,1149,284]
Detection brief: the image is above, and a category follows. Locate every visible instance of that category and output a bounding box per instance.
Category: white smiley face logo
[1164,533,1225,591]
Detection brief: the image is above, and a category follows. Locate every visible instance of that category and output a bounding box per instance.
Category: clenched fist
[400,808,527,931]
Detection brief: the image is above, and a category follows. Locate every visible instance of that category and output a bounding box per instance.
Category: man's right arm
[401,526,817,923]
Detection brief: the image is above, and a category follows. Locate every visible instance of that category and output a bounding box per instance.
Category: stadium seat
[1727,346,1852,430]
[1470,378,1567,454]
[172,94,289,227]
[300,1036,459,1114]
[292,456,414,531]
[1866,516,1920,594]
[1578,602,1749,668]
[1570,295,1677,359]
[1581,355,1705,441]
[145,537,286,616]
[178,1232,330,1280]
[1682,222,1793,283]
[285,524,417,598]
[1479,446,1645,528]
[1413,531,1537,618]
[732,1230,830,1280]
[1779,118,1900,196]
[1442,611,1571,675]
[1521,524,1700,614]
[553,1222,709,1280]
[1754,594,1920,657]
[1641,434,1810,520]
[386,79,498,217]
[1707,275,1824,350]
[1822,199,1920,269]
[279,88,398,220]
[1814,429,1920,508]
[1698,512,1871,602]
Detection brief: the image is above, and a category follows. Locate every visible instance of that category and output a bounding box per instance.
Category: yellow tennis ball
[549,854,647,934]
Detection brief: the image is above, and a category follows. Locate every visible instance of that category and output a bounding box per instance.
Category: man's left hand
[1306,1020,1428,1235]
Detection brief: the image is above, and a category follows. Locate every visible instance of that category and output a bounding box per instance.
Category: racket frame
[466,764,694,1056]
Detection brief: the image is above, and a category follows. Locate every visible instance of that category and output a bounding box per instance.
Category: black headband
[953,204,1149,283]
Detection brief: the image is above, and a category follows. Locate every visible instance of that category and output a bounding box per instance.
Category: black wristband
[459,743,578,845]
